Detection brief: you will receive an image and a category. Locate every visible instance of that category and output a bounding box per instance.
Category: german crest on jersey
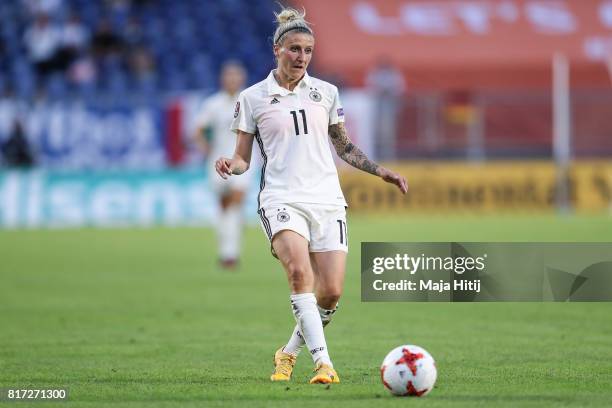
[234,101,240,118]
[309,89,322,102]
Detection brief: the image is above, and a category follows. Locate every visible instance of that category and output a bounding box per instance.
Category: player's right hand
[215,157,233,179]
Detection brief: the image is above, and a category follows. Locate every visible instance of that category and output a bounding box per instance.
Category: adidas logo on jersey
[270,97,280,104]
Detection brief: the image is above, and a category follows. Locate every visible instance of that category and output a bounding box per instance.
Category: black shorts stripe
[259,208,272,240]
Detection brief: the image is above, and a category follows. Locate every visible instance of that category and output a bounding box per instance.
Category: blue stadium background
[0,0,277,227]
[0,0,275,98]
[0,0,278,171]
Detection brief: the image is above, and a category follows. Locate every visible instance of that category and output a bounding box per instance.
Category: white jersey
[231,71,347,210]
[197,91,251,193]
[196,91,239,160]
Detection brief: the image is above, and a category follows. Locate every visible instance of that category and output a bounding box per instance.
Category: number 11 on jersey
[290,109,308,135]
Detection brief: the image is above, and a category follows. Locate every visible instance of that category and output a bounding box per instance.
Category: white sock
[284,325,304,356]
[215,209,229,258]
[217,205,241,260]
[290,293,332,366]
[286,297,336,365]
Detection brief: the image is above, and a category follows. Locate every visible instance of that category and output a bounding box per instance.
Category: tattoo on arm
[329,123,380,176]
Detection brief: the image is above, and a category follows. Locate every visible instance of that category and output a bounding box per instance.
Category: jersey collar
[266,70,311,96]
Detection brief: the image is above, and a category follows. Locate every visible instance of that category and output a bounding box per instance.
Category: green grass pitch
[1,215,612,407]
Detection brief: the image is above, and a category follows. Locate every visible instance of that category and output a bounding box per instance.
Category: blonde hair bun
[273,6,313,44]
[275,8,305,24]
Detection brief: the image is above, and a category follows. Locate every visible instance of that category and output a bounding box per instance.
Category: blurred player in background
[215,7,407,384]
[193,61,249,269]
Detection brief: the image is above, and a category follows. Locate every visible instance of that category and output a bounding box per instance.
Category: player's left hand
[380,167,408,194]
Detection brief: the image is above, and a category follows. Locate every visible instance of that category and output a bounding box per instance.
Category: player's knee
[317,290,342,309]
[286,261,311,291]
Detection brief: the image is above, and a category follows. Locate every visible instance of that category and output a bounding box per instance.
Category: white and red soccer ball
[380,345,437,397]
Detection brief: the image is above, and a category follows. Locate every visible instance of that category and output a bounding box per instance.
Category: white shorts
[208,165,250,196]
[258,203,348,255]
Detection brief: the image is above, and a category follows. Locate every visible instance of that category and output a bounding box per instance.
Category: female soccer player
[215,7,407,383]
[194,61,249,269]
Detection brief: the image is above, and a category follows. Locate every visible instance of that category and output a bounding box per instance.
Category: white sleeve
[329,86,345,125]
[230,92,256,134]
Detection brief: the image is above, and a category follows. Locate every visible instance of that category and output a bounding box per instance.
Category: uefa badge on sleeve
[234,101,240,118]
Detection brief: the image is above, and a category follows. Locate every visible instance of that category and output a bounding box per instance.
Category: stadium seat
[0,0,276,100]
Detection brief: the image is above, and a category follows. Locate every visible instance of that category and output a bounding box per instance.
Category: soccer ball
[380,345,437,397]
